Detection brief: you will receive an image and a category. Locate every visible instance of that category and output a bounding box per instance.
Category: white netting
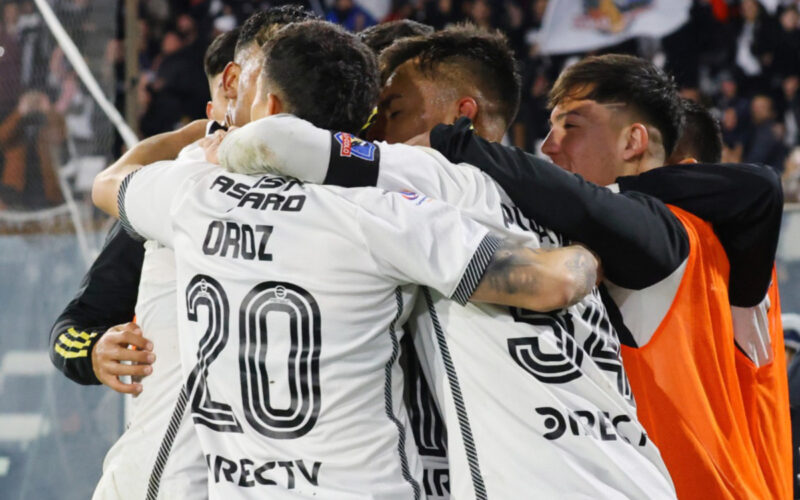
[0,1,128,498]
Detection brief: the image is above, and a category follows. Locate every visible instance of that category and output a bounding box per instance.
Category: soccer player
[214,26,676,499]
[49,7,315,499]
[666,99,723,165]
[357,18,448,499]
[204,28,239,123]
[422,54,785,499]
[619,98,791,500]
[91,20,601,499]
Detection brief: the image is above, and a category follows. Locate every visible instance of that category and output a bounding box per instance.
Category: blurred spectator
[0,91,64,209]
[423,0,459,29]
[721,106,745,162]
[17,1,51,89]
[467,0,493,30]
[774,6,800,79]
[782,75,800,148]
[744,94,787,171]
[716,71,750,119]
[326,0,377,32]
[785,147,800,203]
[732,0,777,95]
[139,24,208,137]
[0,11,22,121]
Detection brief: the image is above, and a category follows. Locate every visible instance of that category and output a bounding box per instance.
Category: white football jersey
[94,142,208,500]
[219,115,677,499]
[119,158,498,500]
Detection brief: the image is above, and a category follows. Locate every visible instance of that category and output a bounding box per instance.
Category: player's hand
[200,128,230,164]
[91,322,155,395]
[405,130,431,147]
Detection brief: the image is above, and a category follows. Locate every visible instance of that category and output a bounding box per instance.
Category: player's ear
[621,123,649,162]
[221,61,240,101]
[266,93,283,117]
[456,97,478,122]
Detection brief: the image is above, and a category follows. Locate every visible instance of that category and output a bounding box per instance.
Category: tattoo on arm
[564,247,598,301]
[482,242,543,295]
[472,241,599,311]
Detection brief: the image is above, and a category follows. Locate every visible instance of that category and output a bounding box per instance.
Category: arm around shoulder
[470,242,600,312]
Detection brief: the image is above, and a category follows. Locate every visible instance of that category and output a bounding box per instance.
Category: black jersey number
[239,282,322,439]
[185,275,243,433]
[185,276,321,439]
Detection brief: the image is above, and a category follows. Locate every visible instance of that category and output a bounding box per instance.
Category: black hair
[203,28,240,79]
[379,24,521,128]
[671,99,722,163]
[234,5,316,59]
[359,19,434,54]
[549,54,683,156]
[262,20,380,134]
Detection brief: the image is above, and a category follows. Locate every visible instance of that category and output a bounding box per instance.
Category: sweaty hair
[549,54,683,156]
[670,99,722,163]
[203,28,240,79]
[262,20,380,134]
[359,20,434,54]
[379,24,521,128]
[234,5,316,60]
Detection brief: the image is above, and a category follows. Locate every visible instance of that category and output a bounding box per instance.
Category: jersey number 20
[185,275,322,439]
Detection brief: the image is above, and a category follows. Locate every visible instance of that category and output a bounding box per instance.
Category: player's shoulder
[320,183,448,223]
[379,142,497,192]
[144,157,220,182]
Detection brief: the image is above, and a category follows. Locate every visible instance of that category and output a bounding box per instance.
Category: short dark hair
[379,24,521,128]
[204,28,240,79]
[359,20,434,54]
[549,54,683,156]
[262,20,380,133]
[234,5,316,59]
[671,99,722,163]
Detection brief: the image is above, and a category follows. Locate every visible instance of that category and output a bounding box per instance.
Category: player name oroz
[206,454,322,490]
[202,220,273,261]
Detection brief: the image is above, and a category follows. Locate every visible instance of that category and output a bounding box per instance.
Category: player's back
[369,144,676,499]
[125,161,495,500]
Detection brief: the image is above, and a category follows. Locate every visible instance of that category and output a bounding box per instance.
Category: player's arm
[49,222,153,391]
[617,163,783,306]
[429,118,689,291]
[217,114,379,185]
[216,115,505,212]
[469,242,599,311]
[92,119,207,218]
[355,190,599,312]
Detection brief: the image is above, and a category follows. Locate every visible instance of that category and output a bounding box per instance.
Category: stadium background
[0,0,799,498]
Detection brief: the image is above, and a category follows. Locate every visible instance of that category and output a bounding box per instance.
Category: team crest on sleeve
[333,132,376,161]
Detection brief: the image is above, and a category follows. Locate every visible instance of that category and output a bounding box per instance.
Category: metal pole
[124,0,140,139]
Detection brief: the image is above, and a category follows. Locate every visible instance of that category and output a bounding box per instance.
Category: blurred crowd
[0,0,114,211]
[3,0,800,210]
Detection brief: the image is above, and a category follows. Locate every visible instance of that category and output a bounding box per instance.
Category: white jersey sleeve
[347,188,501,305]
[119,160,218,245]
[217,114,482,201]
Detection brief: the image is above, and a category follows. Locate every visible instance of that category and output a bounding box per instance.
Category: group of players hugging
[48,5,790,500]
